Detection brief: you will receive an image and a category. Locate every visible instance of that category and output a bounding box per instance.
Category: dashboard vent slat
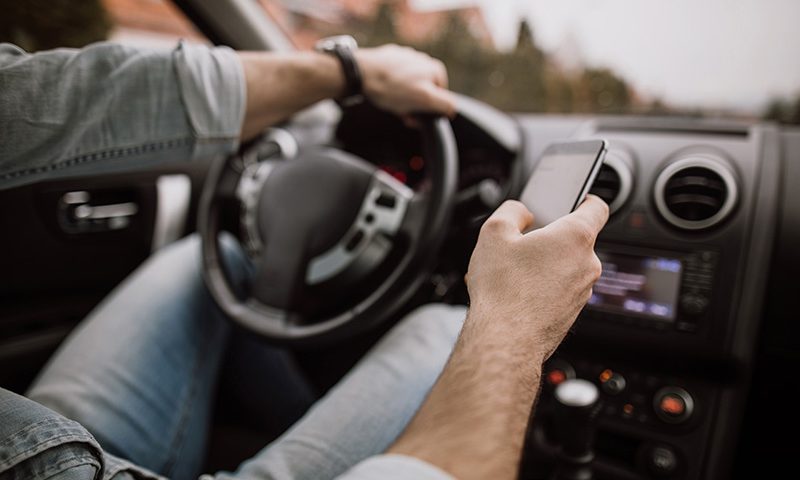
[654,156,738,230]
[589,150,633,215]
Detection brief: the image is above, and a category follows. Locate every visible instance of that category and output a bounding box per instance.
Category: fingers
[572,194,610,235]
[433,60,449,89]
[414,81,457,117]
[481,200,535,238]
[541,194,609,245]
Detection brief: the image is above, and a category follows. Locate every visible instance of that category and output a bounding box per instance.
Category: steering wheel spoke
[250,238,309,311]
[398,193,429,238]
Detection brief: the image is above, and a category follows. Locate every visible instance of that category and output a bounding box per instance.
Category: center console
[517,118,781,479]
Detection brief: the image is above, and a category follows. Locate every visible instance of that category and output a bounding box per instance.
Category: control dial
[654,386,695,424]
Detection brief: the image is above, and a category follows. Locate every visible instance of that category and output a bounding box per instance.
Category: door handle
[59,190,139,232]
[73,202,139,221]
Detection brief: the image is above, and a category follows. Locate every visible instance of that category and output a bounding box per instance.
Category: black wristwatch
[315,35,363,106]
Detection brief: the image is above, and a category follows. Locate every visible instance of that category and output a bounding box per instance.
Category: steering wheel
[198,114,458,345]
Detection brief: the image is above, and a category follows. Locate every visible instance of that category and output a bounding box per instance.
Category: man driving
[0,39,607,480]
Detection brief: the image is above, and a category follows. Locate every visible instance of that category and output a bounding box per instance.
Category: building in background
[102,0,494,51]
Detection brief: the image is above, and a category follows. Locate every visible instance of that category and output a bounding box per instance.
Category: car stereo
[585,245,718,333]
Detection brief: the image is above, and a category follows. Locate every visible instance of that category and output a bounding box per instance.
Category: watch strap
[329,43,363,101]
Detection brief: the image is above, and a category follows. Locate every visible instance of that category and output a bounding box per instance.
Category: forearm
[238,51,344,140]
[388,306,545,480]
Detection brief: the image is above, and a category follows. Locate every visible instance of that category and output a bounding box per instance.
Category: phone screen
[519,139,607,230]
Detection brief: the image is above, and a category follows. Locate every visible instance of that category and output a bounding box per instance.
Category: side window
[0,0,207,52]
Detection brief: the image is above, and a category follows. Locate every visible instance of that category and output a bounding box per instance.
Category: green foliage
[0,0,110,52]
[764,94,800,125]
[577,68,631,114]
[365,2,398,47]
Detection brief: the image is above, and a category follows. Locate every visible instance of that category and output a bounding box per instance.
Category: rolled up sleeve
[335,454,455,480]
[0,41,245,189]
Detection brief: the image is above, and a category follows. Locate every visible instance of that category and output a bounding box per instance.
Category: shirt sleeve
[334,454,455,480]
[0,41,245,190]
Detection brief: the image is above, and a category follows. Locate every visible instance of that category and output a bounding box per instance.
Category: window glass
[260,0,800,125]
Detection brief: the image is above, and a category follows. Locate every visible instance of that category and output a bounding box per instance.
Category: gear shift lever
[552,379,602,480]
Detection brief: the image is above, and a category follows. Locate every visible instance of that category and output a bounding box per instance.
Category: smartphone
[519,139,607,230]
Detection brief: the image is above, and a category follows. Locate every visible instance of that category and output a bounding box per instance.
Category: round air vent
[654,155,738,230]
[590,149,633,215]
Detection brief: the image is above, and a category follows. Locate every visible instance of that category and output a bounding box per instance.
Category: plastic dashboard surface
[514,115,796,480]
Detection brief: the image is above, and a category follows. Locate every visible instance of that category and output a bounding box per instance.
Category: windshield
[263,0,800,124]
[3,0,797,124]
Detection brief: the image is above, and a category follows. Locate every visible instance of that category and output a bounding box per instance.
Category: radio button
[680,294,709,315]
[676,322,698,332]
[599,369,627,394]
[654,387,694,424]
[648,445,680,477]
[545,359,576,387]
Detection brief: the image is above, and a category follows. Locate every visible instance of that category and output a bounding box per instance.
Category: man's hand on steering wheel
[238,44,455,139]
[356,44,456,118]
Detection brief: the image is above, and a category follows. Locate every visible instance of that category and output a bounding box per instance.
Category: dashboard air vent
[590,150,633,215]
[654,156,738,230]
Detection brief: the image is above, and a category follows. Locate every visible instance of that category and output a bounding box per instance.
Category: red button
[659,394,686,416]
[547,369,567,386]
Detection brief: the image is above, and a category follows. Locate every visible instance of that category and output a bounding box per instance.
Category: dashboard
[332,100,799,479]
[513,117,796,480]
[331,100,798,479]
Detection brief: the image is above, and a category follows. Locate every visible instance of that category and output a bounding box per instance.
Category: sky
[414,0,800,112]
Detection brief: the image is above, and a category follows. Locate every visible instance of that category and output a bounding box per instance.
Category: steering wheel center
[255,149,374,258]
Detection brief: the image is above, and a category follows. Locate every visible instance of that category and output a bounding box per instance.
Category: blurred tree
[645,98,670,116]
[426,12,494,105]
[348,1,640,115]
[576,68,631,114]
[0,0,110,52]
[792,95,800,125]
[763,98,791,123]
[364,2,399,47]
[487,20,548,112]
[763,95,800,125]
[543,67,574,113]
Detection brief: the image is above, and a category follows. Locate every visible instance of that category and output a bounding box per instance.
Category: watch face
[316,35,358,52]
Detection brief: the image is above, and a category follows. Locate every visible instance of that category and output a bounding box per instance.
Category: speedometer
[376,153,427,190]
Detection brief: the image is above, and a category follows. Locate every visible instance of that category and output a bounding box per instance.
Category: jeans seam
[0,417,97,470]
[160,305,220,476]
[279,437,353,474]
[0,135,233,181]
[35,453,101,480]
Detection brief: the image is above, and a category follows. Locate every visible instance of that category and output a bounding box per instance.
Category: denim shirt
[0,41,245,190]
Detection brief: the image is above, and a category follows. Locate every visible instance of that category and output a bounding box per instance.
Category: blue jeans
[0,235,465,479]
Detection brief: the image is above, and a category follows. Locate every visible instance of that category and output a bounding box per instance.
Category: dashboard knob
[680,293,709,315]
[599,369,627,395]
[654,386,694,424]
[647,444,680,477]
[545,358,576,387]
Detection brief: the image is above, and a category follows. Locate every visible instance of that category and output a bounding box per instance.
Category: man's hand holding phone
[466,196,609,360]
[390,199,608,479]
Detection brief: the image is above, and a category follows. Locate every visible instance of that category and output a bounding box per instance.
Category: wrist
[464,303,550,366]
[314,35,363,104]
[304,51,347,100]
